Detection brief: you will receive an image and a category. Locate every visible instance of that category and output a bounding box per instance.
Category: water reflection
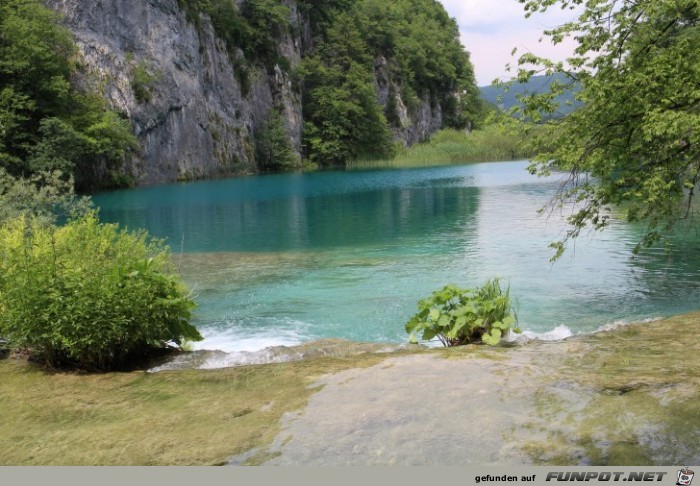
[93,162,700,351]
[99,184,480,252]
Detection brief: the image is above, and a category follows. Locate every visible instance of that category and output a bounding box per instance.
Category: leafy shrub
[0,168,91,226]
[406,279,520,346]
[0,212,202,369]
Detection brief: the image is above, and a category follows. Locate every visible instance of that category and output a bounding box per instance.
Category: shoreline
[1,311,699,465]
[158,314,670,371]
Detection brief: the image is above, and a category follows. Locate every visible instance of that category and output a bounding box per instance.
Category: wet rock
[258,315,700,465]
[149,338,415,372]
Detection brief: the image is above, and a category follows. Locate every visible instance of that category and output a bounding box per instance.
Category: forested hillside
[1,0,480,189]
[480,73,580,117]
[297,0,479,163]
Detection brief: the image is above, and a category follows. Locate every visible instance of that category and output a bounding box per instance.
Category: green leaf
[422,328,438,341]
[492,320,506,330]
[482,329,502,346]
[453,315,468,332]
[404,278,516,347]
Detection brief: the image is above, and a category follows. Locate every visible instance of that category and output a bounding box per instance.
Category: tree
[513,0,700,258]
[255,108,298,170]
[0,0,136,189]
[300,13,395,164]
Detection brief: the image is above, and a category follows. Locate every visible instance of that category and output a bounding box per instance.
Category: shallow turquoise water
[93,161,700,352]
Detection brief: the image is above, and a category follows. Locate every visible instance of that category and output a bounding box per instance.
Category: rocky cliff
[45,0,451,186]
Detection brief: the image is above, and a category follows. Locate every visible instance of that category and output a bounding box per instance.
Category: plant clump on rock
[406,279,520,347]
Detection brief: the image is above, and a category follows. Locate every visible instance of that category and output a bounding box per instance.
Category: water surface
[93,161,700,354]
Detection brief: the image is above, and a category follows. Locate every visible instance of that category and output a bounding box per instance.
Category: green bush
[406,280,520,347]
[0,168,91,226]
[0,212,202,369]
[131,61,160,104]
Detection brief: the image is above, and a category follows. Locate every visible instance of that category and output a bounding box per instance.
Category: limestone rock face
[46,0,303,185]
[374,55,443,148]
[45,0,445,186]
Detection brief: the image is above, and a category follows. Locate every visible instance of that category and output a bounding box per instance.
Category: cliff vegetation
[2,0,481,188]
[0,0,137,191]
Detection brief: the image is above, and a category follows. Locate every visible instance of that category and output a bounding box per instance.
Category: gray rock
[45,0,449,186]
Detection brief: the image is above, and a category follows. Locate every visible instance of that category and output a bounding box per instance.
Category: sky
[438,0,579,86]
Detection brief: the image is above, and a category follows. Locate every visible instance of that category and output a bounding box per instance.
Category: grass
[347,126,532,170]
[0,352,396,465]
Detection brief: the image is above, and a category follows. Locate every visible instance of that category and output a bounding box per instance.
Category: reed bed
[348,127,531,170]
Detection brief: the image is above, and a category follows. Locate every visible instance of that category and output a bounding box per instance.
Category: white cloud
[441,0,532,33]
[438,0,579,85]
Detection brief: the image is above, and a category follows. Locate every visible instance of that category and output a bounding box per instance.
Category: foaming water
[194,320,308,353]
[518,324,574,342]
[94,161,700,354]
[150,338,409,371]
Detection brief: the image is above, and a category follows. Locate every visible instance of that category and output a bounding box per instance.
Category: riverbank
[346,127,531,170]
[1,312,699,465]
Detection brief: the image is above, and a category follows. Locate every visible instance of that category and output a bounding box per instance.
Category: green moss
[0,353,390,465]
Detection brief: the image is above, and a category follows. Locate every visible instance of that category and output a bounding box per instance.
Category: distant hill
[480,73,581,117]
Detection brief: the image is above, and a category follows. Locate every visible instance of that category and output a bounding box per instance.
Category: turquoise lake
[93,161,700,354]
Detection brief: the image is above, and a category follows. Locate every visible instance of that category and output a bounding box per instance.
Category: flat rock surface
[257,316,700,465]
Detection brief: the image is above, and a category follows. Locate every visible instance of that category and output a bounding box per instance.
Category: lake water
[93,161,700,356]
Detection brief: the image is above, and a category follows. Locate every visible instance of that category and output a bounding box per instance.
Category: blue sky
[438,0,578,86]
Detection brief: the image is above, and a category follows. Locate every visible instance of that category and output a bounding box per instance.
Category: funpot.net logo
[545,472,667,482]
[677,468,694,486]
